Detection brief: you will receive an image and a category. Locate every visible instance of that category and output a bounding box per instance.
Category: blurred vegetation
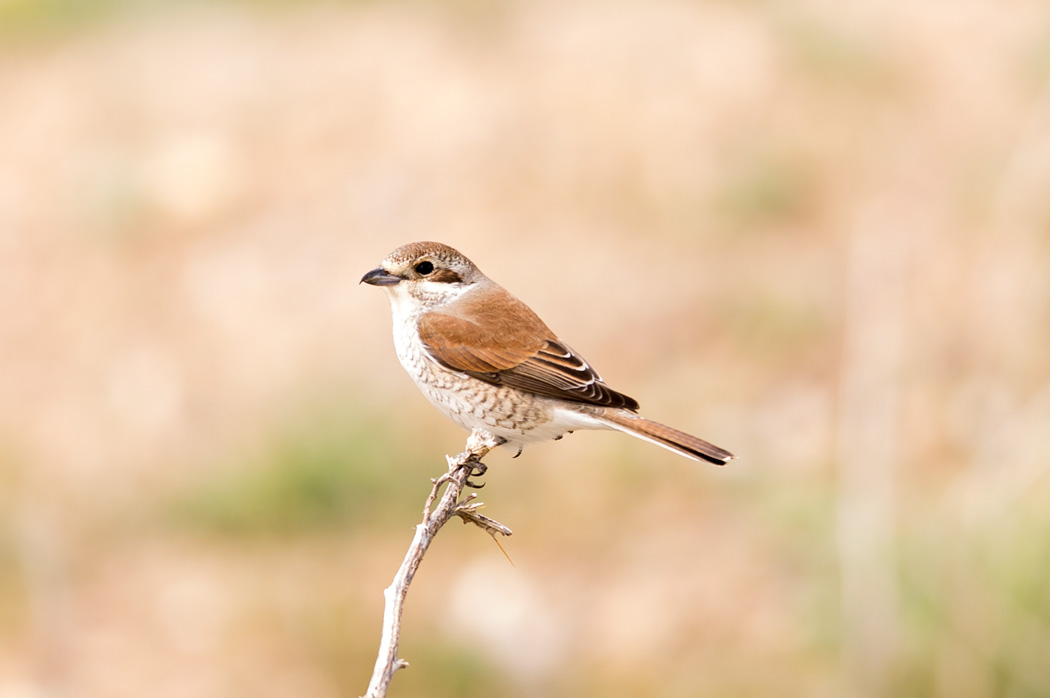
[0,0,140,38]
[390,644,505,698]
[0,0,499,41]
[0,537,25,636]
[168,411,431,536]
[897,503,1050,698]
[715,150,817,227]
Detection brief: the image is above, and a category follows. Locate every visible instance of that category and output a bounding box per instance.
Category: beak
[360,267,402,286]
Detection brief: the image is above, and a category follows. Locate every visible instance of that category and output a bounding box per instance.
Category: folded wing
[418,310,639,411]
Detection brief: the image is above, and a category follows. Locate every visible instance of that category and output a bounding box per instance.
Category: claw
[463,457,488,489]
[464,455,487,487]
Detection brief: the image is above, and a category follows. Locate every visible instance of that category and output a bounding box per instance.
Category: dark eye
[414,261,434,275]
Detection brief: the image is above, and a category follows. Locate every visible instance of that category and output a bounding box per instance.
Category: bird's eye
[414,261,434,275]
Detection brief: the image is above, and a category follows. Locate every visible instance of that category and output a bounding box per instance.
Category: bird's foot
[464,459,488,489]
[449,430,506,488]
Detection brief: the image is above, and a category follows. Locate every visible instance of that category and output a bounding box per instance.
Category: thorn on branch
[454,495,513,538]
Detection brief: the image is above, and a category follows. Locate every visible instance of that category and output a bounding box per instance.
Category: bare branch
[362,429,512,698]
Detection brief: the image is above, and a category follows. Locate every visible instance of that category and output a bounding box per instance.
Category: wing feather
[417,311,639,411]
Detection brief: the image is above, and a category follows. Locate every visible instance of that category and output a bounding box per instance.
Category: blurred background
[2,0,1050,696]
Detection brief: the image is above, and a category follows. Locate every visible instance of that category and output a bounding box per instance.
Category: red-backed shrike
[361,242,735,465]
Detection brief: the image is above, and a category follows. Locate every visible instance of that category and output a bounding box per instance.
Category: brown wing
[497,338,640,410]
[417,302,639,411]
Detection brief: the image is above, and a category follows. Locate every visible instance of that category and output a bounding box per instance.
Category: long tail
[599,410,736,466]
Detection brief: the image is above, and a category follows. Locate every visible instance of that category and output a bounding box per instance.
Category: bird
[360,242,735,466]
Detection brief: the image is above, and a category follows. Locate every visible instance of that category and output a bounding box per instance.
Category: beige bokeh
[2,1,1049,697]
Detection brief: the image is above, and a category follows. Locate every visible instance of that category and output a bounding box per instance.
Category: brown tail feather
[599,411,735,466]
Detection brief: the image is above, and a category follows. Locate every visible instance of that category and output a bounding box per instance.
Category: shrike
[362,241,735,465]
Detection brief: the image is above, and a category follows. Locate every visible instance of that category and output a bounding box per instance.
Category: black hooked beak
[360,267,402,286]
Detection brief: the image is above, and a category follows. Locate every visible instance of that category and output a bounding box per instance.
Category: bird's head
[361,241,482,315]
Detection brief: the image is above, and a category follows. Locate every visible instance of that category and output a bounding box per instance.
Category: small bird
[361,242,735,465]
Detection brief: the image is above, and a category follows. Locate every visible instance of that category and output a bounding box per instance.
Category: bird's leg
[460,429,505,488]
[465,428,506,454]
[463,448,493,489]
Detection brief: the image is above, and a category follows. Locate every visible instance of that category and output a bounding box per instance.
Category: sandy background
[2,1,1050,696]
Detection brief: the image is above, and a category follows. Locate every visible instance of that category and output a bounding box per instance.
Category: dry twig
[362,429,512,698]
